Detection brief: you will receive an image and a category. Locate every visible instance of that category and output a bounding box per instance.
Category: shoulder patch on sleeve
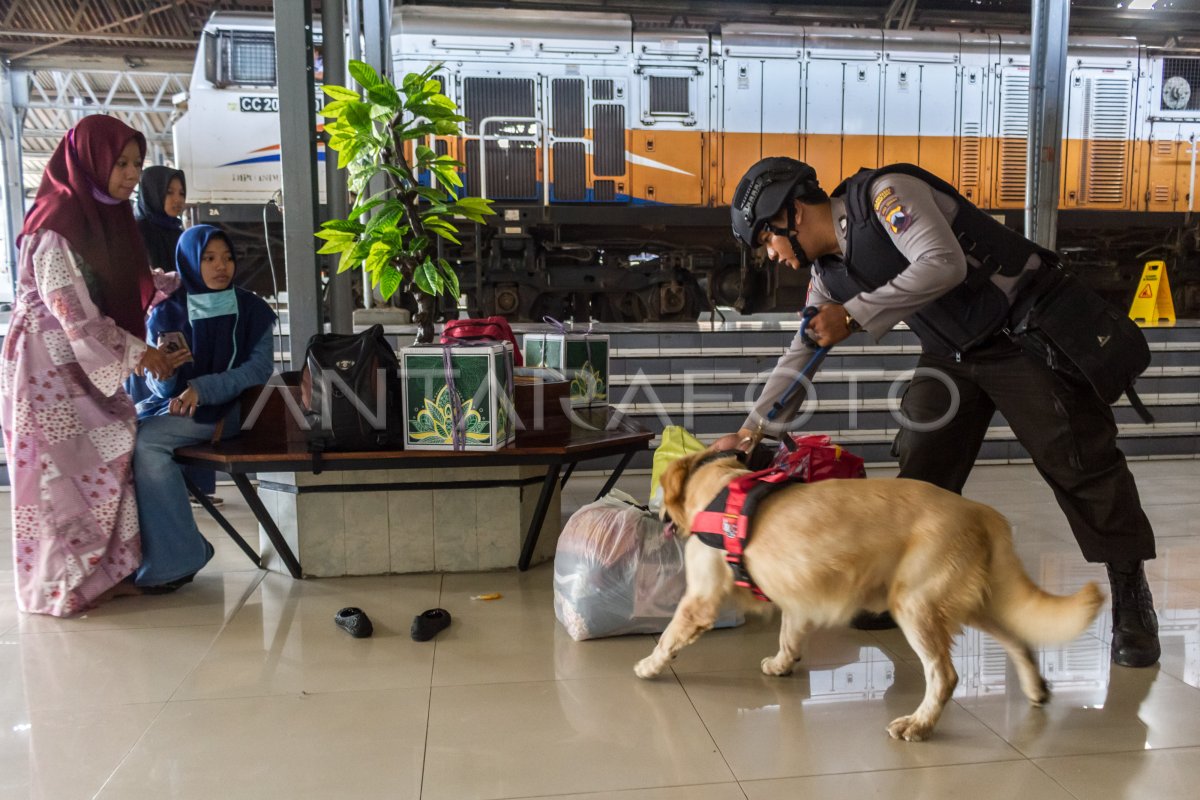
[883,203,913,234]
[872,186,894,213]
[872,182,913,234]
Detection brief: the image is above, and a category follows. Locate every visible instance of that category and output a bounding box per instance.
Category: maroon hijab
[21,115,154,339]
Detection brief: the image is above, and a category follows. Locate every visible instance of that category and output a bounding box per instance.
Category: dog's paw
[634,657,663,679]
[760,655,794,677]
[887,714,933,742]
[1026,677,1051,706]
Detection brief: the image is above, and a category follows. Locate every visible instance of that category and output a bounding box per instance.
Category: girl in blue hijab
[133,224,276,591]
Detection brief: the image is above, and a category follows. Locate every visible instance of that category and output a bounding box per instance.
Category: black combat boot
[1106,561,1160,668]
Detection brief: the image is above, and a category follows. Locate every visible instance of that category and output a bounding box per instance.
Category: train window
[205,30,277,87]
[229,32,276,85]
[1161,58,1199,113]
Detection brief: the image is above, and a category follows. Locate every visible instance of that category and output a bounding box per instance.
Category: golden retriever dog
[634,451,1104,742]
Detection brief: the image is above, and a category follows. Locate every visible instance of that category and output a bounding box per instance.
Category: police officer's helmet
[730,157,824,248]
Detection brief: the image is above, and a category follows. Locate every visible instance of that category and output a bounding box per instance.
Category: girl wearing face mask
[0,115,185,616]
[132,165,229,506]
[132,224,276,592]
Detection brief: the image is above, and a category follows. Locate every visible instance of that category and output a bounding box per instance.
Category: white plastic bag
[553,490,744,640]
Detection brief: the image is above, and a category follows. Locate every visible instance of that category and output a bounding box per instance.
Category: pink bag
[770,434,866,482]
[441,317,524,366]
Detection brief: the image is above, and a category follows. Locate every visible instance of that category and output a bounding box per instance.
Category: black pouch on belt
[1008,268,1153,422]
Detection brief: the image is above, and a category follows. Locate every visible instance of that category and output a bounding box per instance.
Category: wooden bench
[174,375,652,578]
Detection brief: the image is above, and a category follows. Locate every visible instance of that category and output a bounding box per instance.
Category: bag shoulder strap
[1126,386,1154,424]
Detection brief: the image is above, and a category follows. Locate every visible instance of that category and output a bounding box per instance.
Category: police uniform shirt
[743,172,972,432]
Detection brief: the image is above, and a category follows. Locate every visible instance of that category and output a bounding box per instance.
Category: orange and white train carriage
[175,6,1200,319]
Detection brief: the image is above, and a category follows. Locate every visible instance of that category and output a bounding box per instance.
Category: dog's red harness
[691,465,799,602]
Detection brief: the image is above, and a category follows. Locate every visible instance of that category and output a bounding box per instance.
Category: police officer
[713,157,1159,668]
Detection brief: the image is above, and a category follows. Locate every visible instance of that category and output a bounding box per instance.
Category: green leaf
[403,122,439,139]
[347,196,385,219]
[428,94,457,111]
[348,60,381,90]
[379,225,410,249]
[367,83,400,109]
[336,247,358,274]
[342,103,371,131]
[365,204,405,234]
[319,218,365,234]
[448,199,494,220]
[430,165,463,190]
[322,85,361,102]
[379,266,403,300]
[319,99,353,119]
[316,237,356,255]
[413,258,443,296]
[412,186,448,203]
[314,227,357,242]
[427,225,461,245]
[337,238,371,273]
[364,240,394,275]
[401,72,425,93]
[438,257,461,299]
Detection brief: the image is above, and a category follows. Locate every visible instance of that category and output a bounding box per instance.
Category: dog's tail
[983,509,1105,645]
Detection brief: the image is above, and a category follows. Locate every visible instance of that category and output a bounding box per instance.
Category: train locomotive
[172,5,1200,320]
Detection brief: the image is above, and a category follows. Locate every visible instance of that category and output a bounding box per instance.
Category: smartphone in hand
[157,331,193,363]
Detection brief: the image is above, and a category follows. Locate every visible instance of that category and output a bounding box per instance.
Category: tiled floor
[2,460,1200,799]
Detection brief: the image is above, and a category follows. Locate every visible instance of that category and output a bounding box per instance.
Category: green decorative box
[401,342,515,451]
[523,332,610,407]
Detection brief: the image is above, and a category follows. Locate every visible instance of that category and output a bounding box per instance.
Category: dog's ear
[660,453,697,524]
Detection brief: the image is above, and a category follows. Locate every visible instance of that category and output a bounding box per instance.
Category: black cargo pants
[894,337,1156,564]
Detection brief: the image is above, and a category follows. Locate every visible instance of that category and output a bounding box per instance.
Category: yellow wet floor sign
[1128,260,1176,327]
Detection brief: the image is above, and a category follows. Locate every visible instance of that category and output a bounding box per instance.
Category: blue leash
[763,306,830,451]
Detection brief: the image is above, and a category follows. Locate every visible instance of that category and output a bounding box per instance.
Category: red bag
[441,316,523,366]
[770,434,866,481]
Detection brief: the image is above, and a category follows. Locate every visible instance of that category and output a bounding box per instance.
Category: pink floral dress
[1,230,165,616]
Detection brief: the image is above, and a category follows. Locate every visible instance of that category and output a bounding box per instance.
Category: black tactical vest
[821,163,1056,355]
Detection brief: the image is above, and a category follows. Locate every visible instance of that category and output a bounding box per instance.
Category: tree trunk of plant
[414,290,436,344]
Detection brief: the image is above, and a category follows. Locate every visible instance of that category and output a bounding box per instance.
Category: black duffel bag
[1009,268,1153,422]
[301,324,403,455]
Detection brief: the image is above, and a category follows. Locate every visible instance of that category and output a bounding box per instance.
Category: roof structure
[2,1,1199,67]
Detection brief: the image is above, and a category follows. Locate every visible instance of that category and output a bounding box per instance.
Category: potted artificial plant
[315,60,494,343]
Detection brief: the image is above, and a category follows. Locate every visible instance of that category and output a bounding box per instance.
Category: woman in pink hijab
[0,114,183,616]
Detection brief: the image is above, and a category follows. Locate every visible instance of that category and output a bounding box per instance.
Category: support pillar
[1026,0,1071,250]
[323,0,354,333]
[274,0,324,366]
[0,65,28,303]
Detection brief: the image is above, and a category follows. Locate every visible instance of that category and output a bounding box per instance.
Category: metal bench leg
[232,474,304,579]
[183,474,262,569]
[518,463,562,572]
[558,461,577,490]
[595,450,636,500]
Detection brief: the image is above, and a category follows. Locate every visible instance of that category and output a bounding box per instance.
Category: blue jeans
[132,410,238,585]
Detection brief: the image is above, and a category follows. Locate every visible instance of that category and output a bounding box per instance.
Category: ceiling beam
[0,46,196,68]
[10,0,190,61]
[0,30,196,46]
